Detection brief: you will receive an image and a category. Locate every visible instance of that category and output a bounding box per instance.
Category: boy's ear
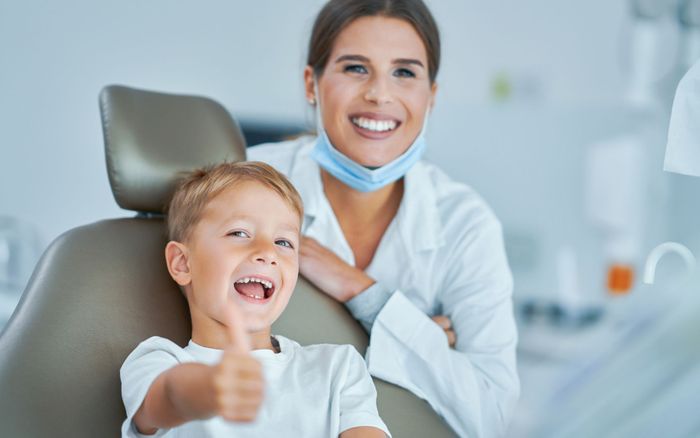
[165,241,191,286]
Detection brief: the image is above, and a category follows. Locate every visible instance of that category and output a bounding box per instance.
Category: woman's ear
[429,81,438,110]
[165,241,191,286]
[304,66,316,105]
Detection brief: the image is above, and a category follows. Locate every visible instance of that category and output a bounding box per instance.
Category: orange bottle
[607,264,634,294]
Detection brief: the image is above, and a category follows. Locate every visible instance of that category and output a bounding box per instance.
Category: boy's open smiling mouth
[233,276,276,303]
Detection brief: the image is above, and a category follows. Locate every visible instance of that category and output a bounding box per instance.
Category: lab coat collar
[400,161,445,251]
[289,138,445,253]
[288,138,325,231]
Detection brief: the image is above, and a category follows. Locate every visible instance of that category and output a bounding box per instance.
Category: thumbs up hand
[210,300,265,422]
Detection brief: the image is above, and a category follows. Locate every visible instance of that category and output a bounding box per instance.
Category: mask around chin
[310,92,430,192]
[311,117,427,192]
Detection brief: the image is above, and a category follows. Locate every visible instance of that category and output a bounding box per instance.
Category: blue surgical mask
[309,82,429,193]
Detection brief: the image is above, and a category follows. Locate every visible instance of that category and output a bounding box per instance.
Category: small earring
[308,96,316,105]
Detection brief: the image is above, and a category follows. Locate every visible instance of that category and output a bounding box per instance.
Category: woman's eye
[344,64,367,74]
[394,68,416,78]
[275,239,294,249]
[228,230,249,238]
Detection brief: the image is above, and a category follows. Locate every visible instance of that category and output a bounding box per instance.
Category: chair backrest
[0,85,454,437]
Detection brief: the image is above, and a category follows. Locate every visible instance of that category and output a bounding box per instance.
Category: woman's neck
[321,169,403,270]
[320,169,403,225]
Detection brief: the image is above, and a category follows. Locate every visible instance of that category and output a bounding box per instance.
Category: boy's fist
[211,350,264,422]
[211,300,264,422]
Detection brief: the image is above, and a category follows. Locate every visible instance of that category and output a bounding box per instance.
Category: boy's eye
[228,230,249,238]
[394,68,416,78]
[344,64,367,74]
[275,239,294,249]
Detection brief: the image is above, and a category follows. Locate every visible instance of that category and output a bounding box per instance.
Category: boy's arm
[134,348,263,434]
[133,362,216,434]
[340,426,388,438]
[132,302,263,435]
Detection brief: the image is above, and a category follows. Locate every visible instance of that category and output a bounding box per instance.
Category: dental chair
[0,85,454,437]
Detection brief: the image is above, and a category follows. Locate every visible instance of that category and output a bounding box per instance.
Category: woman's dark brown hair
[307,0,441,84]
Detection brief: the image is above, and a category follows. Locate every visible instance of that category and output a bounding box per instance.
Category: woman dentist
[248,1,519,436]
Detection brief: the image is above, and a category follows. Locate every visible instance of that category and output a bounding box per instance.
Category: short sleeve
[120,337,188,438]
[338,347,391,437]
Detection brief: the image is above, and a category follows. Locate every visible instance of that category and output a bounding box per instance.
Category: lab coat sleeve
[366,219,519,438]
[345,282,394,333]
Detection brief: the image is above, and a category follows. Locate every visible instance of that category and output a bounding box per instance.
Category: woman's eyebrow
[335,54,369,63]
[335,54,424,69]
[394,58,424,69]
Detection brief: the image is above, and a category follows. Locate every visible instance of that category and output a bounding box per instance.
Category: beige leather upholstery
[0,85,454,437]
[100,85,246,213]
[0,219,189,436]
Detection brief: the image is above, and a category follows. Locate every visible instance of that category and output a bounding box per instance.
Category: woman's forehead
[329,16,428,64]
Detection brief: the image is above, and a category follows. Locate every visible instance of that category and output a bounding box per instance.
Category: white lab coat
[248,137,519,437]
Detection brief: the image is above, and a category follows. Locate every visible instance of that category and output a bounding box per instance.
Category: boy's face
[176,180,300,335]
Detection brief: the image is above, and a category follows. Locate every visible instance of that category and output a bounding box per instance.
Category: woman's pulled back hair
[307,0,440,84]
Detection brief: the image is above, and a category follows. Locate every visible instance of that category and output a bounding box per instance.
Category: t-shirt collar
[185,335,294,365]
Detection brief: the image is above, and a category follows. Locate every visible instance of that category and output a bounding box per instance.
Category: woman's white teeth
[235,277,273,290]
[352,117,397,132]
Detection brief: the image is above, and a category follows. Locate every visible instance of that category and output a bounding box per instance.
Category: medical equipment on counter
[516,246,605,329]
[531,266,700,438]
[643,241,696,283]
[585,136,646,294]
[531,28,700,436]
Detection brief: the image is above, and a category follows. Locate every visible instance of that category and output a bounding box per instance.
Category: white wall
[2,0,647,296]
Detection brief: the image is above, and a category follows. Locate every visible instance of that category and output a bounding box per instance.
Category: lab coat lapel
[398,161,445,253]
[288,140,356,266]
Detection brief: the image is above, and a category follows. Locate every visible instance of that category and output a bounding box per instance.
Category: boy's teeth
[235,277,273,289]
[352,117,397,132]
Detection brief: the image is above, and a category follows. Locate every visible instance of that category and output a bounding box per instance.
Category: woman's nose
[364,76,393,104]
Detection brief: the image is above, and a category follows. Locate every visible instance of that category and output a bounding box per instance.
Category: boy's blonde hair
[167,161,303,242]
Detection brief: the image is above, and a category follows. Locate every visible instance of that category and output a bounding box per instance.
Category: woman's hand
[432,315,456,348]
[300,236,375,302]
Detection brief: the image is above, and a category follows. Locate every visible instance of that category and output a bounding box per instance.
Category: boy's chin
[244,314,272,332]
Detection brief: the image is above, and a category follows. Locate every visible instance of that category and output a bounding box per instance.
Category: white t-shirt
[120,335,389,438]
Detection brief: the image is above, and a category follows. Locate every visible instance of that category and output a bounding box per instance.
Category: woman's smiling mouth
[351,117,398,132]
[349,113,401,139]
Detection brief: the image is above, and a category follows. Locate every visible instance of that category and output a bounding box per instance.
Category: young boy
[120,162,389,437]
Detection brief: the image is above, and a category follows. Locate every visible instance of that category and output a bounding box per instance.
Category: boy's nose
[251,241,277,266]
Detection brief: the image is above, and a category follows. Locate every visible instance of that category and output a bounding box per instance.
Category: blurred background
[2,0,700,436]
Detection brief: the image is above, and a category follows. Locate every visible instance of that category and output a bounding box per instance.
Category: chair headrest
[98,85,246,214]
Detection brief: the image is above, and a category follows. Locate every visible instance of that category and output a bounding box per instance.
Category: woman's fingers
[431,315,451,330]
[445,329,456,348]
[431,315,456,347]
